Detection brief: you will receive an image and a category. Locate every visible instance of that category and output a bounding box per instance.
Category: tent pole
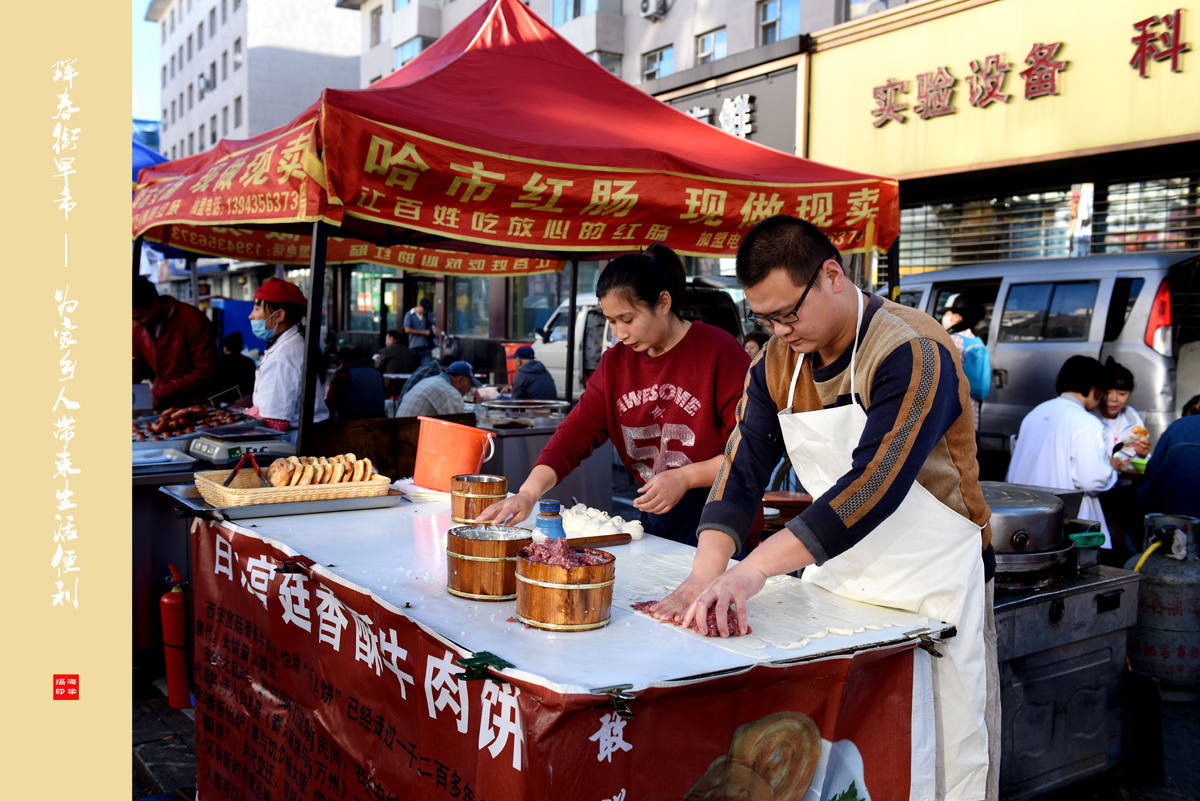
[188,257,199,306]
[298,220,329,454]
[887,237,900,302]
[564,258,580,406]
[133,235,143,279]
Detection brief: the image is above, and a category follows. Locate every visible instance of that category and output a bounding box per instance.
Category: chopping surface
[229,501,946,693]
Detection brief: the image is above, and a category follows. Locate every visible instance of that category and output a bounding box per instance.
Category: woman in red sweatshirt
[477,245,759,547]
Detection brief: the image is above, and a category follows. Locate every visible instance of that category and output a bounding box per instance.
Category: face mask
[251,310,280,344]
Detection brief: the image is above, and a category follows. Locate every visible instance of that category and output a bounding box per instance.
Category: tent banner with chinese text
[143,227,564,276]
[321,105,898,258]
[132,119,331,236]
[192,519,915,801]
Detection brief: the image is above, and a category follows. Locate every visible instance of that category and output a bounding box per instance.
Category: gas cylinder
[160,564,192,709]
[1124,514,1200,701]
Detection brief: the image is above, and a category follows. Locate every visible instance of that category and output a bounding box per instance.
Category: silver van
[895,252,1200,443]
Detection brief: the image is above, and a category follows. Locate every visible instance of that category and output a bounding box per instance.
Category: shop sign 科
[1130,9,1189,77]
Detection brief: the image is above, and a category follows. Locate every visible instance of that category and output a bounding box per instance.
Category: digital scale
[188,430,296,465]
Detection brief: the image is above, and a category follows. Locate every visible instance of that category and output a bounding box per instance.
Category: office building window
[188,133,194,155]
[234,96,242,128]
[162,108,168,127]
[161,21,167,42]
[222,0,227,23]
[210,115,218,143]
[394,36,435,69]
[588,51,621,75]
[696,28,727,64]
[210,61,217,90]
[180,138,184,156]
[162,66,167,88]
[209,7,216,35]
[222,105,229,135]
[234,0,241,11]
[369,74,383,84]
[759,0,800,45]
[642,46,674,81]
[370,6,383,47]
[197,22,203,49]
[187,34,192,61]
[395,0,410,9]
[188,83,194,109]
[198,123,205,150]
[552,0,620,27]
[233,38,242,69]
[179,44,184,67]
[170,100,176,123]
[170,54,175,79]
[170,8,174,32]
[179,92,184,116]
[222,50,227,79]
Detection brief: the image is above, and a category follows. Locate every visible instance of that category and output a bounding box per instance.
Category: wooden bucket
[451,474,509,525]
[515,547,616,631]
[446,525,531,601]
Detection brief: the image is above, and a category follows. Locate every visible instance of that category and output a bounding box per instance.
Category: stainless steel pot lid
[981,481,1065,554]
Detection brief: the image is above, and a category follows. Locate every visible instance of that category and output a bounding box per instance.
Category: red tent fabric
[134,0,898,265]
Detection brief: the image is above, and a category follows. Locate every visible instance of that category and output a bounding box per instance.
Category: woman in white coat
[248,278,329,435]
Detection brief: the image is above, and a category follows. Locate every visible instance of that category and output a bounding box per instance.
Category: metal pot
[981,482,1065,554]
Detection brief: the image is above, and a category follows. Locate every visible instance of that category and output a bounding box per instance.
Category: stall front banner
[192,519,917,801]
[142,226,565,276]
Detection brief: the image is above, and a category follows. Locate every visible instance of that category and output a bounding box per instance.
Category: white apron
[781,288,989,800]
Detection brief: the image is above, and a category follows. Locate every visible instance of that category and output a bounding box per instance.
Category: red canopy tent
[133,0,900,443]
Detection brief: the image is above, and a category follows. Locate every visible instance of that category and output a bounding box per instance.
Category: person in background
[404,297,437,365]
[509,345,557,400]
[212,331,256,401]
[1006,356,1118,544]
[476,244,760,550]
[376,329,420,395]
[941,293,987,432]
[400,352,452,399]
[397,359,480,417]
[132,277,217,410]
[247,278,329,433]
[1094,358,1150,457]
[1132,410,1200,532]
[326,346,386,420]
[743,331,770,360]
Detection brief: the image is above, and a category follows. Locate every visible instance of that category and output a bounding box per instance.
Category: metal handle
[993,368,1008,389]
[482,433,496,464]
[1011,530,1030,551]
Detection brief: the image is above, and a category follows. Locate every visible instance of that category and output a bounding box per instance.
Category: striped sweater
[700,293,993,573]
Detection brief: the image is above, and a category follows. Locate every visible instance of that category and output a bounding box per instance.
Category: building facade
[145,0,361,160]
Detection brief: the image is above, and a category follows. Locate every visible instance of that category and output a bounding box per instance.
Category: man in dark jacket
[510,345,557,400]
[132,277,217,410]
[212,331,257,402]
[326,346,387,420]
[376,329,420,396]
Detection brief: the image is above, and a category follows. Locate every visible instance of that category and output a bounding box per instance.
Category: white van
[896,252,1200,443]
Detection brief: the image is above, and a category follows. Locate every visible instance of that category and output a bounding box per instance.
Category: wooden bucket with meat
[445,525,532,601]
[515,539,615,631]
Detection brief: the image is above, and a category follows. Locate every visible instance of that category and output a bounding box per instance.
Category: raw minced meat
[522,538,607,568]
[631,600,752,637]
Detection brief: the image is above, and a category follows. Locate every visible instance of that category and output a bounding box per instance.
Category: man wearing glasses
[650,215,999,801]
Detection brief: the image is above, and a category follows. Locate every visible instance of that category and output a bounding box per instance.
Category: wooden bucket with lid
[515,546,616,631]
[451,474,508,525]
[446,525,531,601]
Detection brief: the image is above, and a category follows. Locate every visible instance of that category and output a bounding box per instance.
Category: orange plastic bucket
[413,416,496,492]
[502,342,526,386]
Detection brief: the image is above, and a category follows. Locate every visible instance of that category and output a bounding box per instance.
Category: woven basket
[194,469,392,508]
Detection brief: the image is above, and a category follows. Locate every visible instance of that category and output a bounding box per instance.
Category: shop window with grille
[1094,175,1200,254]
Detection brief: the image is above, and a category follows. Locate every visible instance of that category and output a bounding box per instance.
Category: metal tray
[131,413,259,450]
[133,448,197,469]
[159,484,406,521]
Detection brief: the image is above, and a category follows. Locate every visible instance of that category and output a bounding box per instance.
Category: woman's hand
[634,468,692,515]
[681,562,769,637]
[649,530,735,623]
[475,489,538,527]
[1132,438,1151,457]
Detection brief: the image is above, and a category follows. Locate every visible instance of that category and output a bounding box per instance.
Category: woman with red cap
[249,278,329,434]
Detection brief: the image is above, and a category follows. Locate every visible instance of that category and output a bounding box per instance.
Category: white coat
[252,326,330,427]
[1007,393,1117,543]
[1093,405,1145,454]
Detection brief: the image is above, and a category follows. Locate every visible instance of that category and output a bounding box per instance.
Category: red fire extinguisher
[161,564,192,709]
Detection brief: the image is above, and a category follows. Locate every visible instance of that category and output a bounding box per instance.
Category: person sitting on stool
[509,345,557,400]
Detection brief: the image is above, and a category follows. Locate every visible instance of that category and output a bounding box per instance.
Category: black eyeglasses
[746,264,822,328]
